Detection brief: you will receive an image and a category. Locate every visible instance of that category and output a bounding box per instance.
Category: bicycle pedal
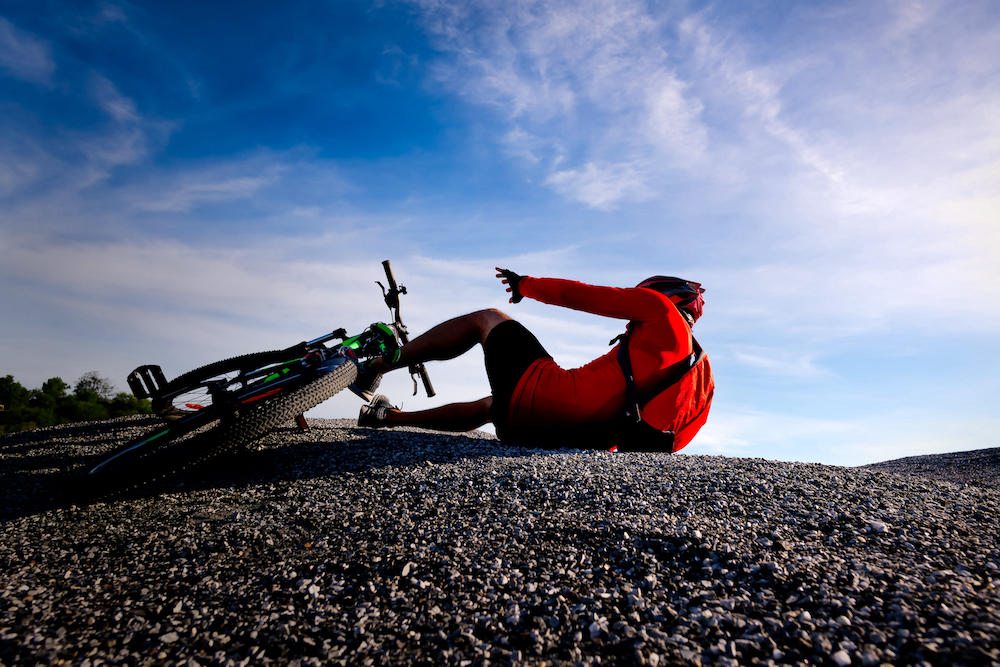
[127,365,168,400]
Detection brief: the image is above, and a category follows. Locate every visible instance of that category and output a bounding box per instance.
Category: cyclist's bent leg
[369,309,511,373]
[382,396,493,432]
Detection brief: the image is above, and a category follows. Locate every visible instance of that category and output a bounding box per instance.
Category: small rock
[832,649,851,666]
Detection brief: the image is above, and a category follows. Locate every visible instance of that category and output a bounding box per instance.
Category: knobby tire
[77,359,357,500]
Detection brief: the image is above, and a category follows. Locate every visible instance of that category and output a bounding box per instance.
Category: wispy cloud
[544,162,653,209]
[413,0,1000,280]
[76,74,175,186]
[0,17,55,84]
[88,72,141,124]
[122,157,286,213]
[413,0,707,208]
[731,349,830,379]
[0,71,173,203]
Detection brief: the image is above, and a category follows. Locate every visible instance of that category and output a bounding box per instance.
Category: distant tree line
[0,372,152,436]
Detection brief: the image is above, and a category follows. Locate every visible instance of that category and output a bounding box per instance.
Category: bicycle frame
[90,260,433,481]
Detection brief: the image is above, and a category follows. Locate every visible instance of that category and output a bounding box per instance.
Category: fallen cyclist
[354,268,714,452]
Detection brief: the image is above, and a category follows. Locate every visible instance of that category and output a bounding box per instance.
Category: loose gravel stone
[1,416,999,666]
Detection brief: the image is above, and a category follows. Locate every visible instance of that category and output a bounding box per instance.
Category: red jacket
[507,276,714,451]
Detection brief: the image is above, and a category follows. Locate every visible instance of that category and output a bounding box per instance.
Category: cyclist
[356,268,714,452]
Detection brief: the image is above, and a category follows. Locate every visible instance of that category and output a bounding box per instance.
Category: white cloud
[412,0,999,226]
[0,133,55,198]
[129,169,278,213]
[653,2,1000,334]
[544,161,653,210]
[731,349,830,379]
[502,126,546,164]
[413,0,708,208]
[76,73,175,184]
[0,17,55,84]
[88,72,141,124]
[695,239,1000,344]
[676,12,851,184]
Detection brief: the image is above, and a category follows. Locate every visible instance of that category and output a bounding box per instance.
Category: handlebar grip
[382,259,398,290]
[382,260,399,292]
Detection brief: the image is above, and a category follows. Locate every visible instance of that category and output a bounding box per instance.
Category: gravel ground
[1,416,998,667]
[861,449,1000,492]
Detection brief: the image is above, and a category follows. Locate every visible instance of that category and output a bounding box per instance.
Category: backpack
[609,327,712,453]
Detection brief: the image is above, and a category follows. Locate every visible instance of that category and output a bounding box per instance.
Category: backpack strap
[613,331,642,425]
[613,330,707,420]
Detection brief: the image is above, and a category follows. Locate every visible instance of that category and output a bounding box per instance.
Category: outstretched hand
[495,267,524,304]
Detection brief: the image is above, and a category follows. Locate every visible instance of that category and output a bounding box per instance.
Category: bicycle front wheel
[77,358,358,499]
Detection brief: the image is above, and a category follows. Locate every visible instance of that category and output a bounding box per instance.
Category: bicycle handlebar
[381,260,436,398]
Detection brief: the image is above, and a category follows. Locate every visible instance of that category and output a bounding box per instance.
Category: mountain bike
[78,260,433,497]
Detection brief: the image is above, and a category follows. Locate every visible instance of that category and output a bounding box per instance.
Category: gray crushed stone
[861,448,1000,491]
[1,415,998,666]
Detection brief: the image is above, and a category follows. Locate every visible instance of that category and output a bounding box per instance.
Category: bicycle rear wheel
[77,357,357,499]
[152,350,295,420]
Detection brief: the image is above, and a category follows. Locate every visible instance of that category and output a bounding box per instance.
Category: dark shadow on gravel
[8,417,998,523]
[1,416,164,521]
[144,425,531,499]
[0,419,536,522]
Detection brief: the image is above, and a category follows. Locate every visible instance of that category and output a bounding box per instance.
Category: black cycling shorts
[484,319,552,438]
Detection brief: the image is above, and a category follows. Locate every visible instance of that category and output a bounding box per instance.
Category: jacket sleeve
[518,276,673,323]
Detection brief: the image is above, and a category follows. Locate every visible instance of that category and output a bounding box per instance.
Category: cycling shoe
[358,394,397,428]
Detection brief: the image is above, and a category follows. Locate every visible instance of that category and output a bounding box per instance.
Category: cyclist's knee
[478,307,511,322]
[473,309,511,343]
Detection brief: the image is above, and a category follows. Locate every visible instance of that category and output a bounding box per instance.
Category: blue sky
[1,0,997,466]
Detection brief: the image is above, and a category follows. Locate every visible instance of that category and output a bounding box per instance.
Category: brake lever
[376,280,406,314]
